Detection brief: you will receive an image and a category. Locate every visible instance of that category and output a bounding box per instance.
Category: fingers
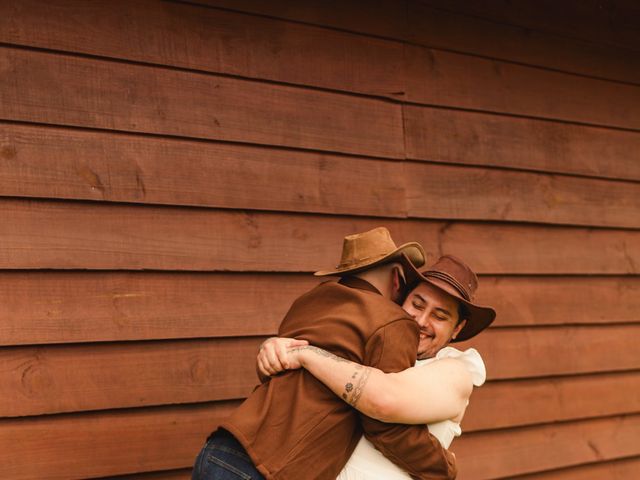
[257,337,307,377]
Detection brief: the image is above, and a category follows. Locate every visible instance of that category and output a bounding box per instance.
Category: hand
[257,337,309,377]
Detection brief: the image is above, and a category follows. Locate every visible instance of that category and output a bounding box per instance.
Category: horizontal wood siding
[1,1,638,479]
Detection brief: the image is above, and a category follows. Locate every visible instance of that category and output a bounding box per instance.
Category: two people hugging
[192,227,496,479]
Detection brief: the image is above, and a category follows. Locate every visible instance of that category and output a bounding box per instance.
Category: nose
[413,310,429,329]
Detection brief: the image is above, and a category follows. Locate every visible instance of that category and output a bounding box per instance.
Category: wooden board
[0,123,407,216]
[3,325,639,417]
[0,338,260,417]
[459,324,640,380]
[513,455,640,479]
[419,0,640,53]
[477,276,640,328]
[404,45,640,130]
[403,105,640,181]
[97,470,191,480]
[0,403,232,480]
[455,414,640,479]
[0,272,316,346]
[0,0,406,99]
[2,272,637,346]
[1,199,639,274]
[405,162,640,228]
[1,405,637,480]
[0,47,404,159]
[406,2,640,84]
[185,0,407,40]
[464,371,640,431]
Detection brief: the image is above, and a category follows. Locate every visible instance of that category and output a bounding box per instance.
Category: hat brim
[414,275,496,342]
[314,242,425,277]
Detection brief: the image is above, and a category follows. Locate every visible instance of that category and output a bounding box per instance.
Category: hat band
[422,270,472,301]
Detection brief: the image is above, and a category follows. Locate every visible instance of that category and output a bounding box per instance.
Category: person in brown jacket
[191,227,457,480]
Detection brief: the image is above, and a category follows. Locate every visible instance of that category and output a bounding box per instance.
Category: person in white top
[258,255,496,479]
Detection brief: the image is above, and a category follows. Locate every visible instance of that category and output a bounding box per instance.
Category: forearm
[293,346,382,417]
[293,347,470,424]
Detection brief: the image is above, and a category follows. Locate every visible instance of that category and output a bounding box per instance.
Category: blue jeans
[192,429,265,480]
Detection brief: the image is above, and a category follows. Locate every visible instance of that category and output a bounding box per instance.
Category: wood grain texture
[403,105,640,181]
[1,199,639,274]
[406,2,640,84]
[0,123,407,216]
[3,325,639,417]
[186,0,407,40]
[0,0,406,99]
[0,47,404,158]
[0,403,233,480]
[2,272,638,346]
[464,371,640,431]
[405,162,640,228]
[455,414,640,479]
[0,272,317,345]
[0,338,261,417]
[512,455,640,479]
[458,324,640,380]
[420,0,640,53]
[404,45,640,129]
[97,470,191,480]
[2,406,637,480]
[477,276,640,328]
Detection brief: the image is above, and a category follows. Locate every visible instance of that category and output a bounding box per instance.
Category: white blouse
[336,347,486,480]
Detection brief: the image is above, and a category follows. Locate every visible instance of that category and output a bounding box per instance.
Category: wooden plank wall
[1,0,639,478]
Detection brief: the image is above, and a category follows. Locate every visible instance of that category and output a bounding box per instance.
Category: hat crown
[337,227,397,269]
[421,255,478,302]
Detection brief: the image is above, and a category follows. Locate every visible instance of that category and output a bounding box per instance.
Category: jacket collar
[338,276,382,296]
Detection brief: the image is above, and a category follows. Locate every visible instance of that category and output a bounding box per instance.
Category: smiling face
[402,281,467,359]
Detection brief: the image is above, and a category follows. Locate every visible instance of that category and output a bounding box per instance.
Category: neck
[354,270,392,299]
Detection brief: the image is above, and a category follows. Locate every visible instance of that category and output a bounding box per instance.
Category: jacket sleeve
[360,319,457,480]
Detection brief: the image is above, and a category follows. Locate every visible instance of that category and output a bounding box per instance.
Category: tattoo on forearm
[288,346,372,406]
[348,367,371,407]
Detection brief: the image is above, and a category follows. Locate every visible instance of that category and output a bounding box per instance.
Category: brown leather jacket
[221,277,457,479]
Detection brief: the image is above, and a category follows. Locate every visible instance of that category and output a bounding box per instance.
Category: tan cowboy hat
[414,255,496,342]
[314,227,426,281]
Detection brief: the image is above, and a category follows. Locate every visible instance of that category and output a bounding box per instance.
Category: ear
[452,319,467,340]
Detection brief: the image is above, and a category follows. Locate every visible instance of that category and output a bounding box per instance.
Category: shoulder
[433,347,487,387]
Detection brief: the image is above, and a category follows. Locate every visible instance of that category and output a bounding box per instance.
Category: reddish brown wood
[98,470,191,480]
[477,276,640,328]
[0,0,405,99]
[459,324,640,380]
[455,415,640,479]
[1,199,639,274]
[403,105,640,181]
[3,325,639,416]
[513,455,640,479]
[0,338,261,417]
[0,403,233,480]
[0,123,407,216]
[404,45,640,129]
[407,2,640,84]
[1,406,637,480]
[186,0,407,40]
[405,162,640,228]
[419,0,640,53]
[0,272,317,346]
[0,47,404,158]
[464,371,640,431]
[2,272,637,346]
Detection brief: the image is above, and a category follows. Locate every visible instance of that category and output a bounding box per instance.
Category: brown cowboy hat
[314,227,425,283]
[414,255,496,342]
